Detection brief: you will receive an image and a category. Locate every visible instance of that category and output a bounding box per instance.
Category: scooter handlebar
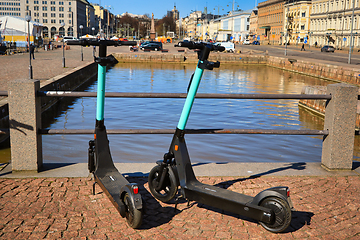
[175,41,225,52]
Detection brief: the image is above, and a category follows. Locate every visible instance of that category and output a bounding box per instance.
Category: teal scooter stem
[177,65,204,130]
[96,64,106,121]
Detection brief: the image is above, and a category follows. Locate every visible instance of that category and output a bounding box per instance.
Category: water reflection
[2,63,356,164]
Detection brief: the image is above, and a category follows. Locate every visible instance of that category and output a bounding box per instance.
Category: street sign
[304,40,308,44]
[343,37,347,41]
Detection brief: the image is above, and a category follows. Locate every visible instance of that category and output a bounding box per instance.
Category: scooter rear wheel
[259,196,291,233]
[123,193,142,229]
[148,165,178,203]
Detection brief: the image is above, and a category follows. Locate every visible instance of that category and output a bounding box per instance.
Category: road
[238,43,360,65]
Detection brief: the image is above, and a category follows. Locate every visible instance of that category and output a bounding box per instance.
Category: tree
[155,16,176,36]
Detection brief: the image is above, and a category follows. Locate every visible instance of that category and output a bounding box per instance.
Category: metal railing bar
[38,91,332,100]
[39,128,329,135]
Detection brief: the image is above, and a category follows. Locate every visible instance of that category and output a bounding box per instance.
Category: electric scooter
[148,41,293,233]
[67,39,143,228]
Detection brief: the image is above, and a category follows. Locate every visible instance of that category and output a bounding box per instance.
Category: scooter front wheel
[259,196,292,233]
[123,193,142,229]
[148,165,178,203]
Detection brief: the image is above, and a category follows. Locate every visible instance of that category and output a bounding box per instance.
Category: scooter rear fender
[120,183,143,215]
[251,186,292,208]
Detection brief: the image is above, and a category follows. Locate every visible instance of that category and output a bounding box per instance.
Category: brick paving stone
[0,176,359,239]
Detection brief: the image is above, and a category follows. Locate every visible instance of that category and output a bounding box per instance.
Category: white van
[63,36,78,43]
[214,42,235,53]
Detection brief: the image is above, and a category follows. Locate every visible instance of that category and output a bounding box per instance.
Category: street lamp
[92,27,95,36]
[25,14,33,79]
[79,24,83,61]
[61,22,65,67]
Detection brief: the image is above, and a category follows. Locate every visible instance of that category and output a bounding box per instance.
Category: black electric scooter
[67,39,143,228]
[148,41,293,233]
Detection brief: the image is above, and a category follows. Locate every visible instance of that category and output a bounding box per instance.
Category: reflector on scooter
[132,185,139,194]
[175,145,179,151]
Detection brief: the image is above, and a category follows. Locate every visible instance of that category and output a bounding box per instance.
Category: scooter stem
[96,43,107,122]
[177,66,204,130]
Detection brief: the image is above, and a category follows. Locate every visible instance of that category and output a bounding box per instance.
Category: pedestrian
[30,43,35,59]
[315,41,318,48]
[301,43,305,51]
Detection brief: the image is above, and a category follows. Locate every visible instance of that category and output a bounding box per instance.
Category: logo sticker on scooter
[109,176,115,181]
[204,187,217,192]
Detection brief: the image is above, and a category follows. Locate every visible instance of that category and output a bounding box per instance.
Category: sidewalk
[0,45,94,91]
[0,175,359,239]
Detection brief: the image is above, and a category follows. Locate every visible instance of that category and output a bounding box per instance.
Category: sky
[91,0,264,19]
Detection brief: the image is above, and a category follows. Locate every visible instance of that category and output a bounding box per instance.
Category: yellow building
[258,0,285,45]
[284,0,312,45]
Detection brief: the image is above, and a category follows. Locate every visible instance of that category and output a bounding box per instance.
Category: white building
[310,0,360,48]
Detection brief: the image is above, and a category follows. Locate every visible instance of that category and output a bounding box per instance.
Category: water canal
[1,63,360,164]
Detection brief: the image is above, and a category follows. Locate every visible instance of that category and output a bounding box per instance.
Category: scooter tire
[124,193,143,229]
[148,165,178,203]
[259,196,292,233]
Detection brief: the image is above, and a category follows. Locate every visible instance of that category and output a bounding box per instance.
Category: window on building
[34,6,39,10]
[301,25,305,30]
[50,1,55,4]
[43,19,47,23]
[59,1,64,5]
[59,7,64,11]
[42,1,47,4]
[42,6,47,11]
[43,12,47,17]
[51,6,55,11]
[59,13,64,17]
[69,1,71,4]
[51,13,55,17]
[69,20,71,24]
[302,12,306,17]
[68,7,71,12]
[51,19,56,23]
[34,0,39,4]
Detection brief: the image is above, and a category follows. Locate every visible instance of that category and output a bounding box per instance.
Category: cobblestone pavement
[0,175,359,239]
[0,45,95,91]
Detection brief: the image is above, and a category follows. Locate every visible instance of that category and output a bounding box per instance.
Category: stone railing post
[321,83,358,170]
[8,79,42,172]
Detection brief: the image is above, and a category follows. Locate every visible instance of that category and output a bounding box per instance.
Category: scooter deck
[184,179,272,222]
[94,126,129,215]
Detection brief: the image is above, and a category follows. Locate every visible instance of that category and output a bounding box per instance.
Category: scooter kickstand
[92,174,96,195]
[174,195,183,212]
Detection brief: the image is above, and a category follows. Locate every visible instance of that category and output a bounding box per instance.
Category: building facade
[284,0,312,45]
[249,10,258,40]
[257,0,285,44]
[0,0,96,39]
[310,0,360,49]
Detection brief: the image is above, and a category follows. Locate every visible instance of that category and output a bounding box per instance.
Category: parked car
[141,43,162,51]
[321,45,335,52]
[140,41,162,48]
[63,36,78,43]
[243,39,250,45]
[214,42,235,53]
[252,41,260,45]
